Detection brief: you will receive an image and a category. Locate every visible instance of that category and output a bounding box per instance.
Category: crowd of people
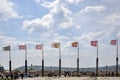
[47,71,120,77]
[0,71,120,80]
[63,71,120,77]
[0,72,24,80]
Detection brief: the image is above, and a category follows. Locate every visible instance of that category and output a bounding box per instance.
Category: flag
[19,45,26,49]
[111,40,117,45]
[72,42,78,47]
[35,44,43,49]
[91,41,98,47]
[51,43,60,48]
[3,46,10,51]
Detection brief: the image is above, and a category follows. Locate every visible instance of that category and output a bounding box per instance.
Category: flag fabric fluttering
[19,45,26,49]
[51,43,60,48]
[35,44,43,49]
[91,41,98,47]
[72,42,78,47]
[3,46,10,51]
[111,40,117,45]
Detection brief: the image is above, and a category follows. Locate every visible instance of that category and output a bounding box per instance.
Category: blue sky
[0,0,120,70]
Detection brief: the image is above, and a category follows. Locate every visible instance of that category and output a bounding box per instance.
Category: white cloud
[68,0,81,3]
[60,0,83,4]
[23,14,53,33]
[40,32,51,39]
[101,14,120,26]
[73,27,114,47]
[116,31,120,37]
[0,34,17,45]
[34,0,82,6]
[53,35,69,42]
[0,33,39,47]
[80,5,106,13]
[0,0,19,21]
[23,0,75,33]
[76,25,82,29]
[34,0,41,3]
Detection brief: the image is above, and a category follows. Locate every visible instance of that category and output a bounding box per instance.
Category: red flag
[91,41,98,47]
[19,45,26,49]
[111,40,117,45]
[72,42,78,47]
[35,44,43,49]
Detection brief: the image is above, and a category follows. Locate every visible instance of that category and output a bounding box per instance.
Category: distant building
[0,66,4,72]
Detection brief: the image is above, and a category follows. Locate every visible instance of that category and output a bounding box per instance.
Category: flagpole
[25,45,27,73]
[77,42,79,76]
[96,43,99,76]
[116,39,118,76]
[59,46,61,77]
[9,49,11,73]
[42,45,44,77]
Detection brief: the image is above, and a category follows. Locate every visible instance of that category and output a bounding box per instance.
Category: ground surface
[16,77,120,80]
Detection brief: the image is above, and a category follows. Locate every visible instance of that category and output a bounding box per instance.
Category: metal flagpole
[42,44,44,77]
[25,45,27,73]
[116,39,118,76]
[96,43,99,76]
[9,49,11,73]
[59,46,61,77]
[77,42,79,76]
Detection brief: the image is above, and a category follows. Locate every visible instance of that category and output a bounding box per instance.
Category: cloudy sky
[0,0,120,70]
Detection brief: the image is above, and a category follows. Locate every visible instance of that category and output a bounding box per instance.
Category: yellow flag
[51,43,60,48]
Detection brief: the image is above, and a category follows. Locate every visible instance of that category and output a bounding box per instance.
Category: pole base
[96,58,99,76]
[59,59,61,77]
[9,60,11,73]
[25,60,27,73]
[42,59,44,77]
